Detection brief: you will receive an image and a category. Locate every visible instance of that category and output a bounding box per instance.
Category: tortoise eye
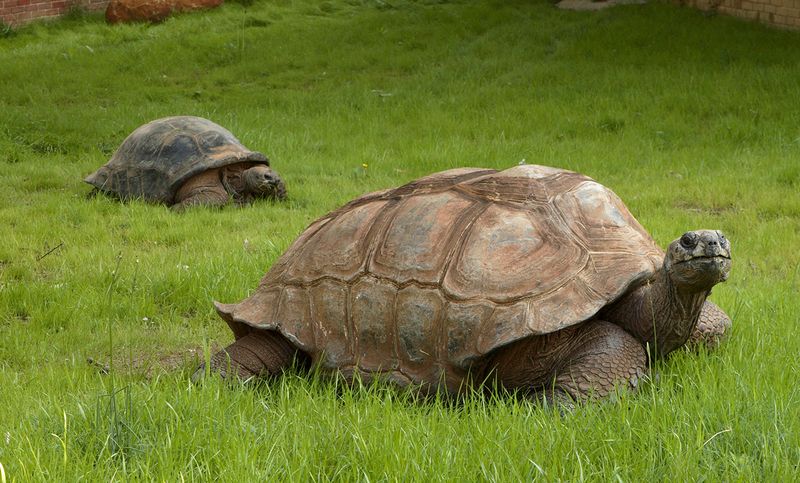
[680,233,697,249]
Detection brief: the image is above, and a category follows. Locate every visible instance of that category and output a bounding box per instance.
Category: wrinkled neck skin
[220,165,248,202]
[601,269,709,359]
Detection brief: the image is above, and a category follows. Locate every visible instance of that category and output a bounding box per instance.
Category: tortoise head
[242,165,287,201]
[664,230,731,292]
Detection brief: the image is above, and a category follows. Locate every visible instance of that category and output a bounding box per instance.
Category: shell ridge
[345,283,357,367]
[362,198,404,278]
[438,200,489,298]
[282,277,543,306]
[267,218,333,285]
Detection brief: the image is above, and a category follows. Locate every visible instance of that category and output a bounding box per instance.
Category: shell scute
[282,200,389,284]
[351,276,397,370]
[444,301,494,369]
[475,302,529,355]
[443,203,587,302]
[554,180,655,250]
[370,192,475,284]
[395,286,444,369]
[309,279,352,369]
[274,286,314,351]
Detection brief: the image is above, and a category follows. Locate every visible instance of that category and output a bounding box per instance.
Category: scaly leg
[687,300,732,349]
[192,330,305,382]
[489,320,647,403]
[172,186,229,211]
[172,170,230,211]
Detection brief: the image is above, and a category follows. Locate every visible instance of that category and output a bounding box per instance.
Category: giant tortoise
[85,116,286,210]
[195,165,732,402]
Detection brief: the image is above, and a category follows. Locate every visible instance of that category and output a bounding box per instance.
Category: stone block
[105,0,222,24]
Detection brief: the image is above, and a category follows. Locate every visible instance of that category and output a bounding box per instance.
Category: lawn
[1,0,799,480]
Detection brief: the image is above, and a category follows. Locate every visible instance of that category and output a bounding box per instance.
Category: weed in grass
[93,386,137,461]
[0,21,13,38]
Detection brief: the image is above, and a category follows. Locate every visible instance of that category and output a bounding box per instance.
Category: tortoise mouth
[671,255,731,288]
[252,180,287,200]
[255,181,283,195]
[256,180,278,190]
[676,255,731,265]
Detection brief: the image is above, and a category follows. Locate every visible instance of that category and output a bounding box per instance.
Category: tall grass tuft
[92,253,139,463]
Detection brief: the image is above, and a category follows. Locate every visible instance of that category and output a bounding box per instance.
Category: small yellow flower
[361,163,369,169]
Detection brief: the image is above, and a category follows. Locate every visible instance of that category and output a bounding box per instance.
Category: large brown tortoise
[195,165,732,402]
[85,116,286,210]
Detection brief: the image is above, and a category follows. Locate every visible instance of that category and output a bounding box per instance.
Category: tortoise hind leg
[489,320,647,404]
[192,331,307,382]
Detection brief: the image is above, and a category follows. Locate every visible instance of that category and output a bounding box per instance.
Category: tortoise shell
[217,165,663,391]
[85,116,269,204]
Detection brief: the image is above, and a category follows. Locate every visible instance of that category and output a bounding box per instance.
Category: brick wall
[1,0,108,26]
[676,0,800,29]
[5,0,800,30]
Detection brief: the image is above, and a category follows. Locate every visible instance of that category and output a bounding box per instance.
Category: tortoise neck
[602,269,708,359]
[220,164,248,201]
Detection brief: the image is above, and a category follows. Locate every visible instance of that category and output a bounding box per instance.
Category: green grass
[1,0,799,479]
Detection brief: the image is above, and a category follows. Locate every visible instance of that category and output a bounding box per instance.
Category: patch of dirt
[86,343,222,379]
[556,0,647,11]
[674,201,740,216]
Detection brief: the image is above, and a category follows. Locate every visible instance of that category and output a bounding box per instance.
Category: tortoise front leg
[489,320,647,403]
[172,171,230,211]
[192,330,306,382]
[687,300,732,350]
[172,187,229,211]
